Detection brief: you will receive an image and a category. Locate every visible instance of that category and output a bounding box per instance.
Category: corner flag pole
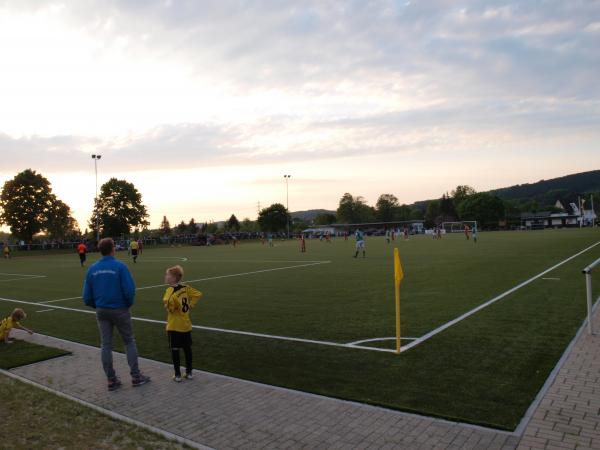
[394,247,404,354]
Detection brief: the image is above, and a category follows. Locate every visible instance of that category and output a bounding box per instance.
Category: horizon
[1,1,599,230]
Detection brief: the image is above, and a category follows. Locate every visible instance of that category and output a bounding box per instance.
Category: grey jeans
[96,308,140,379]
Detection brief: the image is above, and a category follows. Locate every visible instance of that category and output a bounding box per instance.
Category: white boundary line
[39,261,332,304]
[348,336,417,346]
[35,309,56,313]
[0,272,47,283]
[0,272,45,277]
[0,296,396,354]
[0,369,214,450]
[401,241,600,353]
[0,275,46,283]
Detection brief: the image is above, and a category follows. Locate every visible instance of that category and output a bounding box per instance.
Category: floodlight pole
[92,154,102,243]
[284,175,291,238]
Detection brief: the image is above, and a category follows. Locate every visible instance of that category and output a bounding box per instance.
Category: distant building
[520,211,579,229]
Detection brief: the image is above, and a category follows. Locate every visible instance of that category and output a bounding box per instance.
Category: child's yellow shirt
[163,284,203,332]
[0,316,18,339]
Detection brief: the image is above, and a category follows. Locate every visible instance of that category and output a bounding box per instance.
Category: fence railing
[582,257,600,334]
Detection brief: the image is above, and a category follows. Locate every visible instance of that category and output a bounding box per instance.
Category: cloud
[0,0,599,176]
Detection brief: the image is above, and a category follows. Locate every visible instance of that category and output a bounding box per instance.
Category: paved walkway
[7,302,599,450]
[516,314,600,450]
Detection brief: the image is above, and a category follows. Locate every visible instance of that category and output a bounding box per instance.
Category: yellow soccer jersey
[130,241,139,250]
[163,284,203,332]
[0,316,18,339]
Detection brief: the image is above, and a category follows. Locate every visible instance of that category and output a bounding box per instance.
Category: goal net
[441,221,478,233]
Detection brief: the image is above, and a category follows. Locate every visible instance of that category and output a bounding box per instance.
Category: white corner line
[0,296,395,354]
[0,275,46,283]
[0,369,215,450]
[401,241,600,353]
[347,337,418,346]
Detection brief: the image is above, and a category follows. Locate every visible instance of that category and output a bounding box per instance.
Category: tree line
[1,168,595,242]
[0,169,149,242]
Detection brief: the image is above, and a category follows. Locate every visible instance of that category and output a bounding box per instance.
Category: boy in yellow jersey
[130,239,139,263]
[162,265,203,382]
[1,308,34,343]
[3,242,11,259]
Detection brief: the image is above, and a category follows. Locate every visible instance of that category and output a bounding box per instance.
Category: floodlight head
[92,154,96,159]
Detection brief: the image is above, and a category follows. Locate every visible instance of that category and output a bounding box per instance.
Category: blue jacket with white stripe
[82,256,136,309]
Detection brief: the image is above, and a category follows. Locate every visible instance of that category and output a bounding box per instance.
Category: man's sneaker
[173,375,182,382]
[183,372,193,380]
[131,374,151,387]
[108,377,122,391]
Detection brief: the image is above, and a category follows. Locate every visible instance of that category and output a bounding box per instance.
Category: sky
[0,0,599,230]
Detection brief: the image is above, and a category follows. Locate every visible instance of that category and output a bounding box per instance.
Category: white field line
[348,337,417,346]
[0,296,396,354]
[541,277,561,281]
[0,275,46,283]
[400,241,600,353]
[138,257,188,262]
[0,272,46,277]
[39,261,332,304]
[40,296,83,304]
[35,309,55,313]
[185,259,330,264]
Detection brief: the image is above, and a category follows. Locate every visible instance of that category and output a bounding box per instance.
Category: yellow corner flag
[394,248,404,354]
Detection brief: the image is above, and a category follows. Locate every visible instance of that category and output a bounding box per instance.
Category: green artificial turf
[0,339,70,369]
[0,228,598,430]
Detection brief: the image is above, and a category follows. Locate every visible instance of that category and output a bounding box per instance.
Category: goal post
[441,221,478,233]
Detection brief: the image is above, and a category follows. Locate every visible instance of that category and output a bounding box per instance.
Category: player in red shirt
[77,242,87,267]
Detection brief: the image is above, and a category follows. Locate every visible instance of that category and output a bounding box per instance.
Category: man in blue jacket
[83,238,150,391]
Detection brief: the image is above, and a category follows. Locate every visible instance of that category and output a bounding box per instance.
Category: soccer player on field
[0,308,33,344]
[77,241,87,267]
[3,242,11,259]
[385,229,391,244]
[353,229,366,258]
[130,239,140,263]
[472,225,478,243]
[464,224,470,240]
[300,234,306,253]
[163,265,203,382]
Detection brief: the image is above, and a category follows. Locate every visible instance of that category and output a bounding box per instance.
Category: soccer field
[1,228,599,430]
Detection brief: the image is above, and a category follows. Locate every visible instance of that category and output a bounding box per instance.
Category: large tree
[90,178,149,238]
[424,200,441,226]
[160,216,171,236]
[457,193,505,228]
[257,203,290,232]
[314,213,336,226]
[0,169,76,241]
[336,193,375,224]
[45,196,79,239]
[187,218,198,234]
[375,194,399,222]
[451,185,477,210]
[227,214,240,231]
